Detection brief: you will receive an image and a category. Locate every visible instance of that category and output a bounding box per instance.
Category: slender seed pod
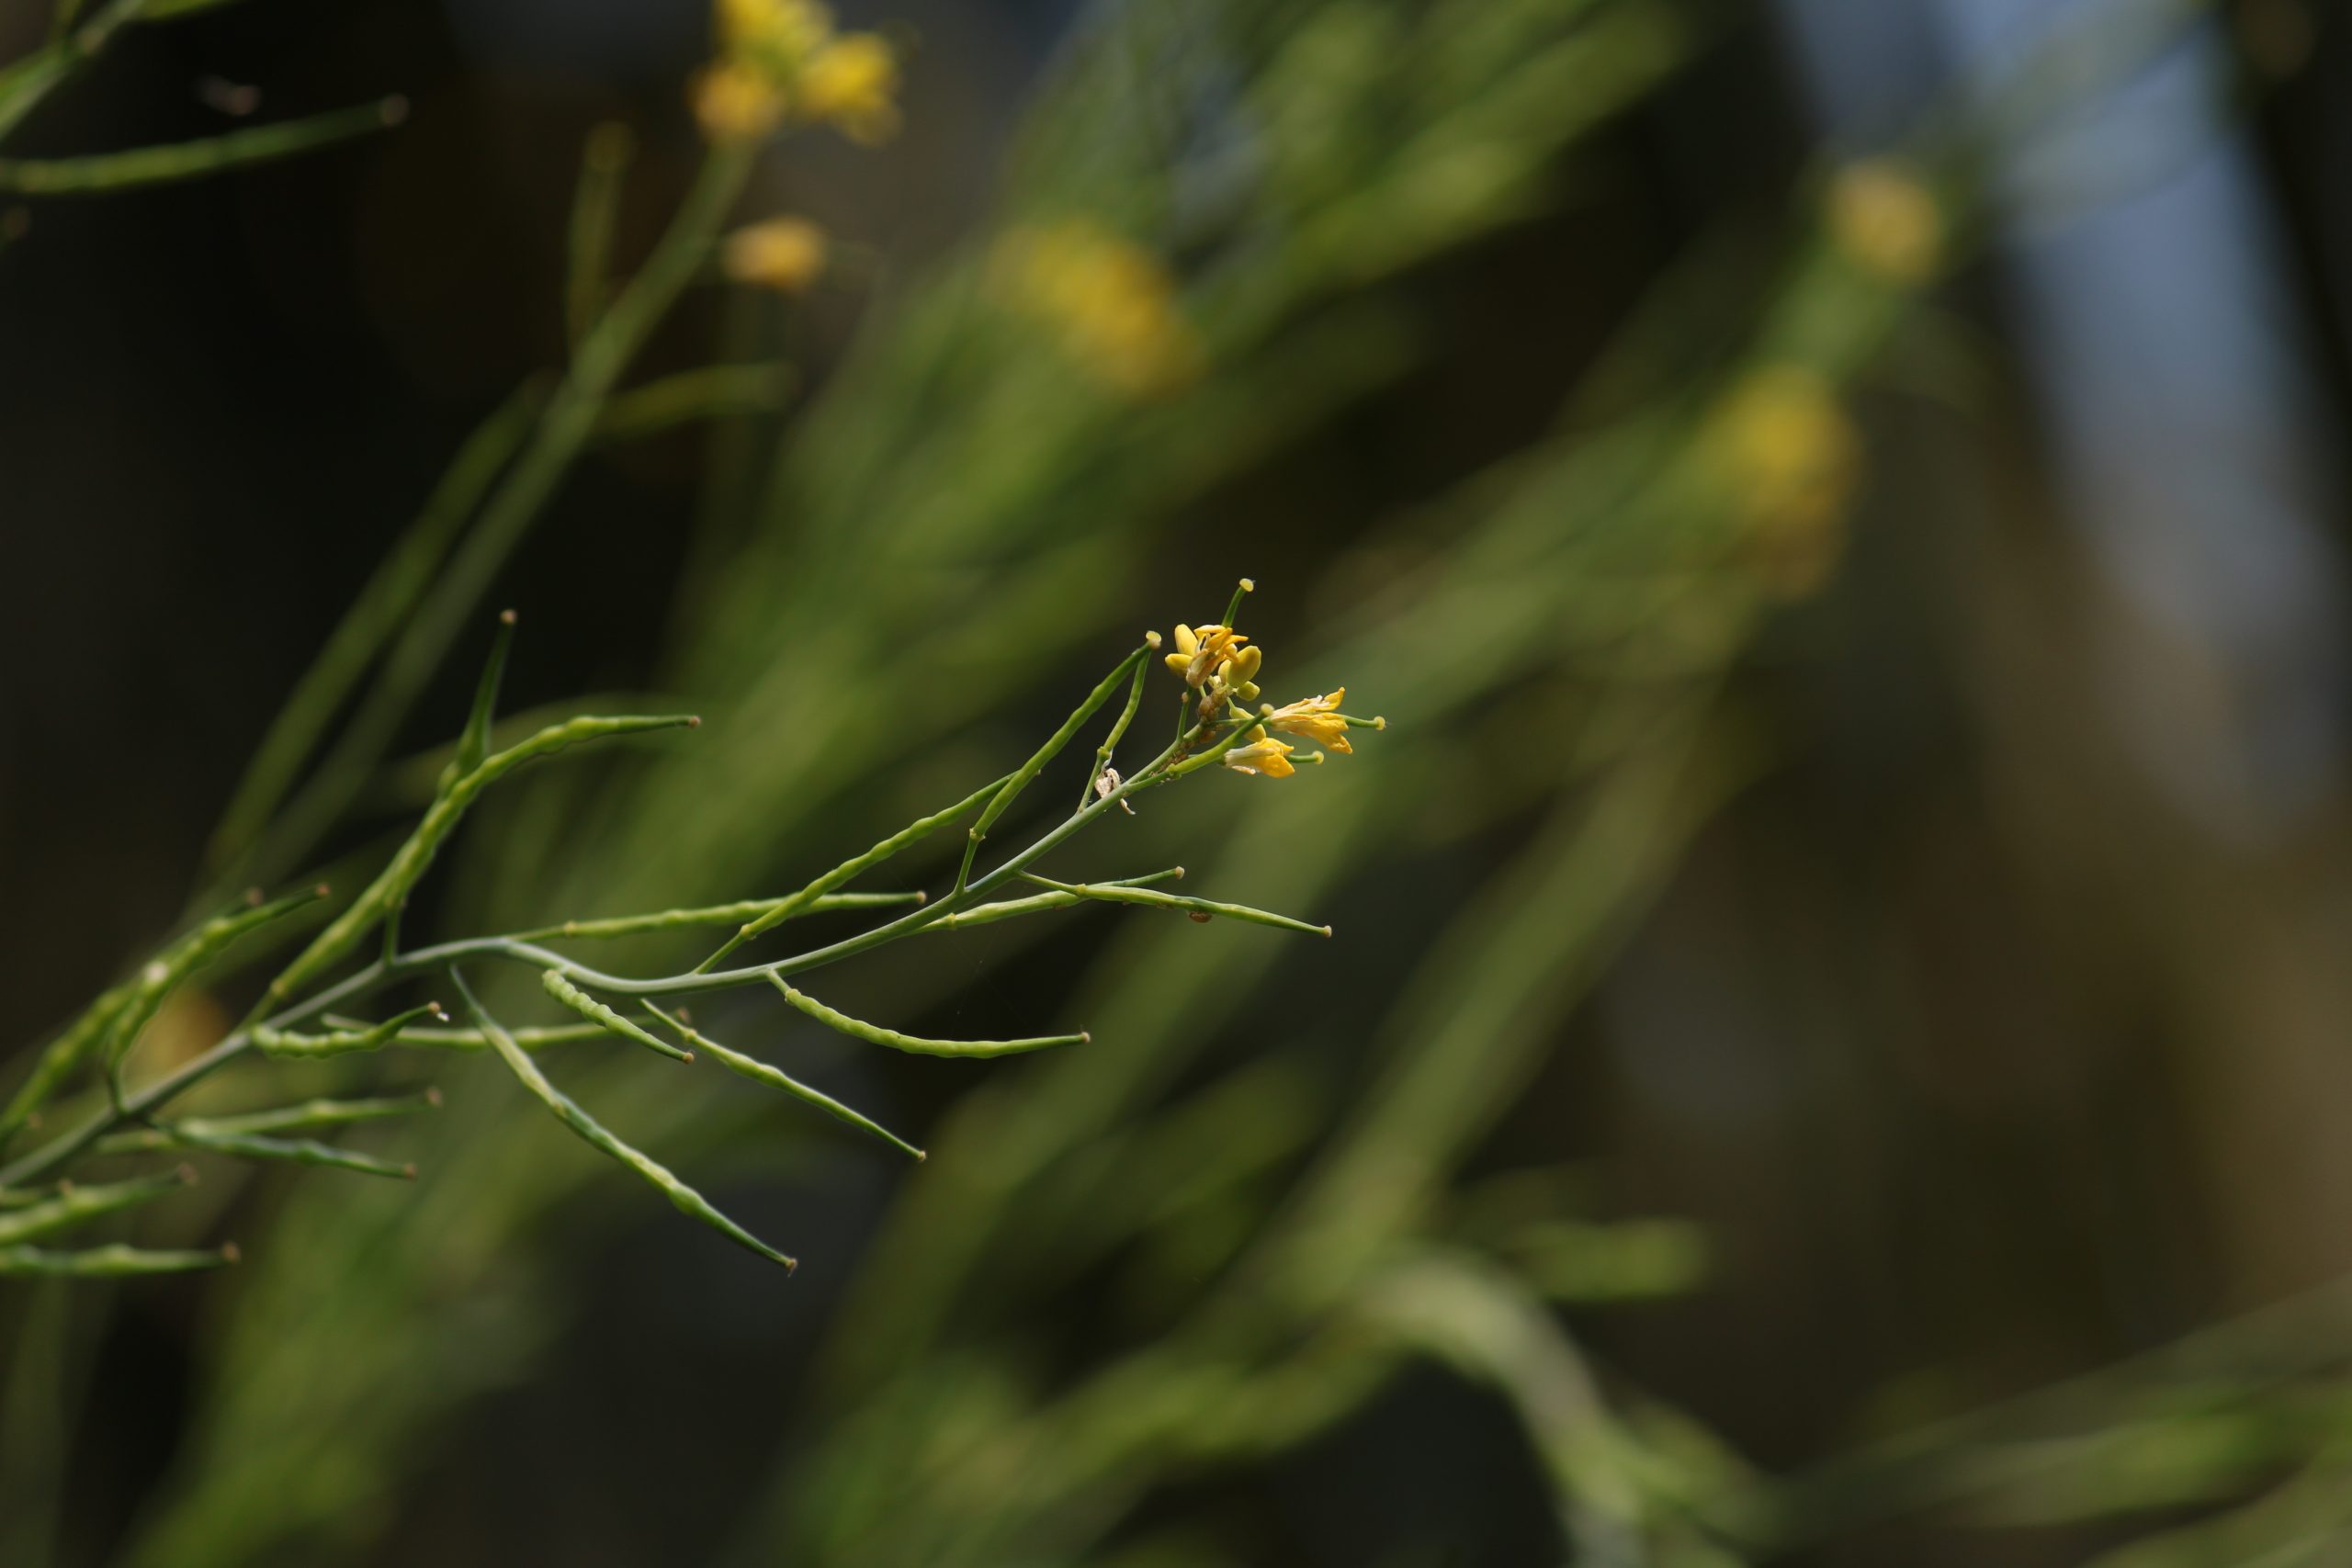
[541,970,694,1063]
[254,1004,445,1059]
[0,1168,195,1247]
[0,1244,238,1277]
[453,971,793,1269]
[641,1001,923,1161]
[765,973,1087,1059]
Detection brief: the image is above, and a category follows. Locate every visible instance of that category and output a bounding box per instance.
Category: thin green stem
[1078,651,1151,813]
[0,0,150,145]
[0,96,405,194]
[0,705,1217,1192]
[595,363,793,441]
[565,120,633,347]
[202,383,546,881]
[926,869,1185,931]
[224,148,753,894]
[508,891,922,942]
[695,772,1010,974]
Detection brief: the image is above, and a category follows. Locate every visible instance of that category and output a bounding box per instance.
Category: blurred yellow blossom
[139,988,231,1075]
[697,0,899,146]
[993,220,1204,396]
[797,33,901,144]
[718,0,832,59]
[1828,159,1943,286]
[1708,365,1861,598]
[693,58,787,142]
[724,216,830,293]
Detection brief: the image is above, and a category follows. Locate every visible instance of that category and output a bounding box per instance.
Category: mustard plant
[0,582,1380,1273]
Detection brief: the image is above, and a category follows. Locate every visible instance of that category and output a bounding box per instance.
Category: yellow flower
[1216,643,1262,703]
[1265,688,1351,753]
[1827,159,1942,286]
[1706,365,1860,598]
[718,0,832,59]
[693,58,786,143]
[1162,622,1249,687]
[1222,733,1296,779]
[723,217,830,293]
[991,220,1204,397]
[796,33,900,144]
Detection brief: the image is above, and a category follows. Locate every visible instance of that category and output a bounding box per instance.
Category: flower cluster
[1162,591,1383,781]
[694,0,901,147]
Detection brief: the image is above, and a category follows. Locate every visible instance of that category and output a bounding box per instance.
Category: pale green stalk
[595,364,794,441]
[222,148,755,895]
[566,121,633,346]
[1076,653,1152,812]
[0,1168,192,1247]
[695,772,1013,973]
[0,0,150,144]
[927,869,1185,931]
[509,891,922,943]
[0,984,127,1152]
[97,1128,415,1181]
[957,647,1152,892]
[0,1244,234,1277]
[101,887,331,1088]
[203,385,546,879]
[267,714,700,1001]
[0,96,404,194]
[321,1020,607,1052]
[154,1092,440,1140]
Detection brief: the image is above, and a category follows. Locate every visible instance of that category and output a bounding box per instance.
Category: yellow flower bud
[693,59,786,143]
[1828,159,1942,286]
[718,0,833,59]
[1264,689,1351,752]
[1222,735,1296,779]
[723,217,830,294]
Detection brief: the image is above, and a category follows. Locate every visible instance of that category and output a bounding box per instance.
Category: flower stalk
[0,583,1376,1273]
